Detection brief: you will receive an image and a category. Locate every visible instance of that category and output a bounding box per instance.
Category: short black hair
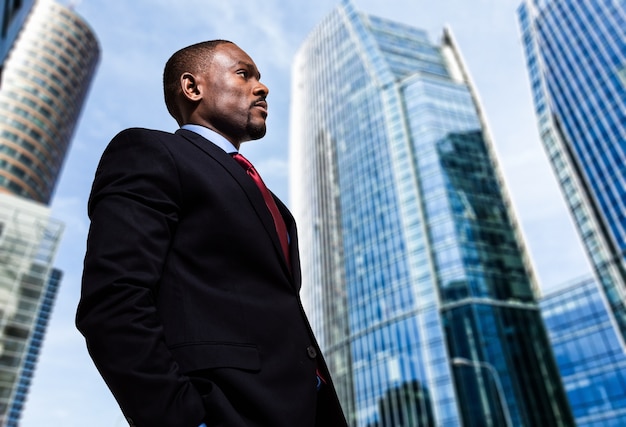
[163,40,233,124]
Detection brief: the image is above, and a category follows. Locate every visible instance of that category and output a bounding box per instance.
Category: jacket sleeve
[76,129,206,427]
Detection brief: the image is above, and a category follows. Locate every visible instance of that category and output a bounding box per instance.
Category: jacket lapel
[175,129,293,280]
[275,196,301,288]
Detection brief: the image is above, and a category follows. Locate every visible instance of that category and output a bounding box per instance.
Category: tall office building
[518,1,626,344]
[0,195,63,426]
[5,268,60,427]
[290,1,573,425]
[0,0,36,77]
[541,276,626,426]
[0,0,98,424]
[0,0,99,204]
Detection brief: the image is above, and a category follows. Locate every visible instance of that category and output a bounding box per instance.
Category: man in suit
[76,40,348,427]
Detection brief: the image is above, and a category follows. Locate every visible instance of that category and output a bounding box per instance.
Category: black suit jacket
[76,128,347,427]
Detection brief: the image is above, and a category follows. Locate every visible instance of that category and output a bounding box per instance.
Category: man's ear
[181,72,202,102]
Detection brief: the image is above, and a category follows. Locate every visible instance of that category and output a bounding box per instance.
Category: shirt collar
[180,124,238,154]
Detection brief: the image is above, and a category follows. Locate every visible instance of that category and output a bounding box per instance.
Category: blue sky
[20,0,592,425]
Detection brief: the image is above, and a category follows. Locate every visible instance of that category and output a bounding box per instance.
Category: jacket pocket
[169,341,261,373]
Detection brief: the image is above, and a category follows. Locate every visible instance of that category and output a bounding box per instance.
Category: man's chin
[247,125,267,141]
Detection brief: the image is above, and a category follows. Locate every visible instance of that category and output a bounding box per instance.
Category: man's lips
[253,100,268,115]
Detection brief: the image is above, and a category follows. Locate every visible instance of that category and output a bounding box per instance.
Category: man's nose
[254,82,269,97]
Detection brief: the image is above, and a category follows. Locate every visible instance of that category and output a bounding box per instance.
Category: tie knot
[231,152,254,171]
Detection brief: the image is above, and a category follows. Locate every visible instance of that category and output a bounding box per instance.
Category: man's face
[194,43,269,146]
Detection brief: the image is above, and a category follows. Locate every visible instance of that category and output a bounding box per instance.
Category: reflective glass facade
[5,267,60,427]
[518,0,626,343]
[541,276,626,426]
[0,0,99,203]
[0,194,63,425]
[0,0,35,72]
[290,1,573,425]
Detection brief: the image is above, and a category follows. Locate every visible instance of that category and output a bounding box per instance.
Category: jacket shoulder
[111,127,178,142]
[100,128,187,159]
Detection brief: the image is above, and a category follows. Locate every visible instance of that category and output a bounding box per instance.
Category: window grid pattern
[518,0,626,344]
[541,277,626,426]
[0,195,63,425]
[401,67,572,426]
[5,268,60,427]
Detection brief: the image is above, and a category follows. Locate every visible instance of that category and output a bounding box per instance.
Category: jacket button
[306,345,317,359]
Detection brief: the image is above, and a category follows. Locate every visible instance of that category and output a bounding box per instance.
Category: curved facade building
[290,1,573,425]
[0,0,99,204]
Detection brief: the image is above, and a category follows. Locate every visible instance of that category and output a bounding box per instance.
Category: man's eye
[237,70,248,78]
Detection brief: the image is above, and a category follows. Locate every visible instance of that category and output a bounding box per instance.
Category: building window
[618,65,626,88]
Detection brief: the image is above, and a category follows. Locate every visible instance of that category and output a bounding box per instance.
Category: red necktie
[231,153,291,268]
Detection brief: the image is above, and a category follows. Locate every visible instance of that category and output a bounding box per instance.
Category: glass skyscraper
[5,267,60,427]
[0,195,63,426]
[0,0,99,203]
[290,1,573,426]
[518,0,626,344]
[541,276,626,426]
